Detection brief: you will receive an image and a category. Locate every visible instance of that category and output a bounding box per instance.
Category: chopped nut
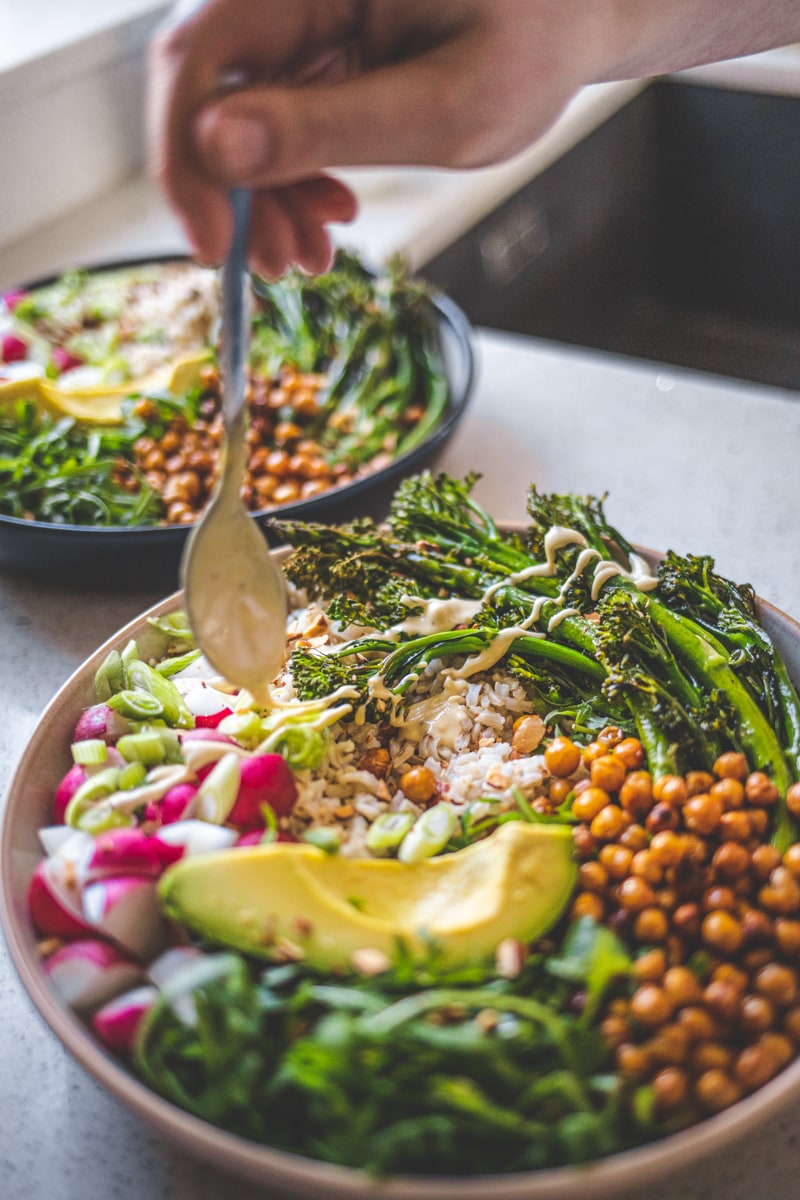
[350,947,391,976]
[496,937,526,979]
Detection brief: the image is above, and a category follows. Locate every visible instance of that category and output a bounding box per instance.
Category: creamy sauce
[389,596,484,638]
[182,408,287,706]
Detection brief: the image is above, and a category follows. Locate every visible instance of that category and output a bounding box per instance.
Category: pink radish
[43,939,143,1010]
[144,781,199,826]
[28,857,93,938]
[156,820,238,856]
[1,333,27,362]
[53,764,88,823]
[83,827,183,882]
[2,289,28,310]
[82,876,167,962]
[51,346,84,374]
[147,946,203,988]
[73,704,131,744]
[92,984,158,1054]
[229,754,297,827]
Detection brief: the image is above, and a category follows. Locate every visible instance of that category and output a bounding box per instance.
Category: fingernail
[198,113,268,177]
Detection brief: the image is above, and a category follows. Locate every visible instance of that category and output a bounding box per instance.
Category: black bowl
[0,258,475,593]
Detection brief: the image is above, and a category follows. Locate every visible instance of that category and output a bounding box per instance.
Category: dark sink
[420,78,800,391]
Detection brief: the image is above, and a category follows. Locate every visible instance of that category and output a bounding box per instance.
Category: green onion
[94,649,125,701]
[76,804,135,835]
[148,611,194,644]
[117,731,167,766]
[107,689,164,720]
[218,710,262,744]
[303,827,341,854]
[117,761,148,790]
[196,753,240,824]
[260,722,326,769]
[127,659,194,729]
[70,739,108,766]
[154,648,202,678]
[64,767,121,827]
[365,811,415,855]
[397,803,457,863]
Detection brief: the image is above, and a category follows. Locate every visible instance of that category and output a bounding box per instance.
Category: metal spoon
[180,189,287,704]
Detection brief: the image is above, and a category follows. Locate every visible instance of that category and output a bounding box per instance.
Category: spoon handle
[221,187,252,437]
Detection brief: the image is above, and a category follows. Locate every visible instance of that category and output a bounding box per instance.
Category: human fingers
[148,0,363,265]
[247,176,358,278]
[190,15,586,189]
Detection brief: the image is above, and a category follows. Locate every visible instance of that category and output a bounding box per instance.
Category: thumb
[192,44,516,187]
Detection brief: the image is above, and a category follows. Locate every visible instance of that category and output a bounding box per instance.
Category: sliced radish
[73,704,131,744]
[82,876,167,962]
[38,824,79,857]
[28,857,93,939]
[1,333,28,362]
[145,781,198,826]
[155,819,238,856]
[44,939,143,1011]
[147,946,203,988]
[54,764,89,823]
[51,346,84,374]
[91,984,158,1054]
[230,753,297,827]
[84,827,183,882]
[181,683,237,725]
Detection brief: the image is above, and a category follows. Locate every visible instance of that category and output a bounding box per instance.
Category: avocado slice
[158,822,577,970]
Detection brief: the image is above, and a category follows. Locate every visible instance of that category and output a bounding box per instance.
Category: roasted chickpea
[549,777,573,805]
[718,810,752,844]
[619,771,653,817]
[634,907,670,943]
[613,737,646,771]
[694,1068,742,1112]
[652,1066,689,1112]
[702,910,744,955]
[630,985,673,1028]
[633,948,667,982]
[754,963,798,1008]
[572,787,611,823]
[787,782,800,819]
[685,770,715,796]
[710,776,745,810]
[683,793,724,836]
[759,867,800,915]
[745,772,780,806]
[652,775,688,807]
[399,766,437,803]
[713,751,748,781]
[590,804,628,842]
[578,861,609,894]
[544,736,582,777]
[774,918,800,957]
[599,843,634,880]
[570,892,605,923]
[616,1043,651,1078]
[646,803,680,834]
[712,840,751,879]
[590,754,627,793]
[738,993,776,1035]
[734,1042,781,1091]
[783,844,800,879]
[663,966,703,1008]
[618,875,657,913]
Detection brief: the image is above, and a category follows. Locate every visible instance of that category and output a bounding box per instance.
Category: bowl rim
[0,254,475,541]
[3,542,800,1199]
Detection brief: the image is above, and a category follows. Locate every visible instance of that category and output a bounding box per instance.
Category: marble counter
[1,327,799,1199]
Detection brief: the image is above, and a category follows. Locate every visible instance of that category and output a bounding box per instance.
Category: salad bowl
[0,255,474,592]
[3,533,800,1200]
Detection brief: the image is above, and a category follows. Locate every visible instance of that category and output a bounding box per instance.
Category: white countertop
[1,327,800,1200]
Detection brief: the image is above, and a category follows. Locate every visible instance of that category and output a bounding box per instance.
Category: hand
[148,0,601,277]
[148,0,800,278]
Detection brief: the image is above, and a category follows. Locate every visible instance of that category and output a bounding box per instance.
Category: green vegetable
[273,470,800,846]
[135,949,652,1176]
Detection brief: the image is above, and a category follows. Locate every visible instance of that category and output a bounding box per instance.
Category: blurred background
[2,1,800,392]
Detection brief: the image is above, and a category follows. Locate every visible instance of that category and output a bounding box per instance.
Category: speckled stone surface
[1,329,799,1200]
